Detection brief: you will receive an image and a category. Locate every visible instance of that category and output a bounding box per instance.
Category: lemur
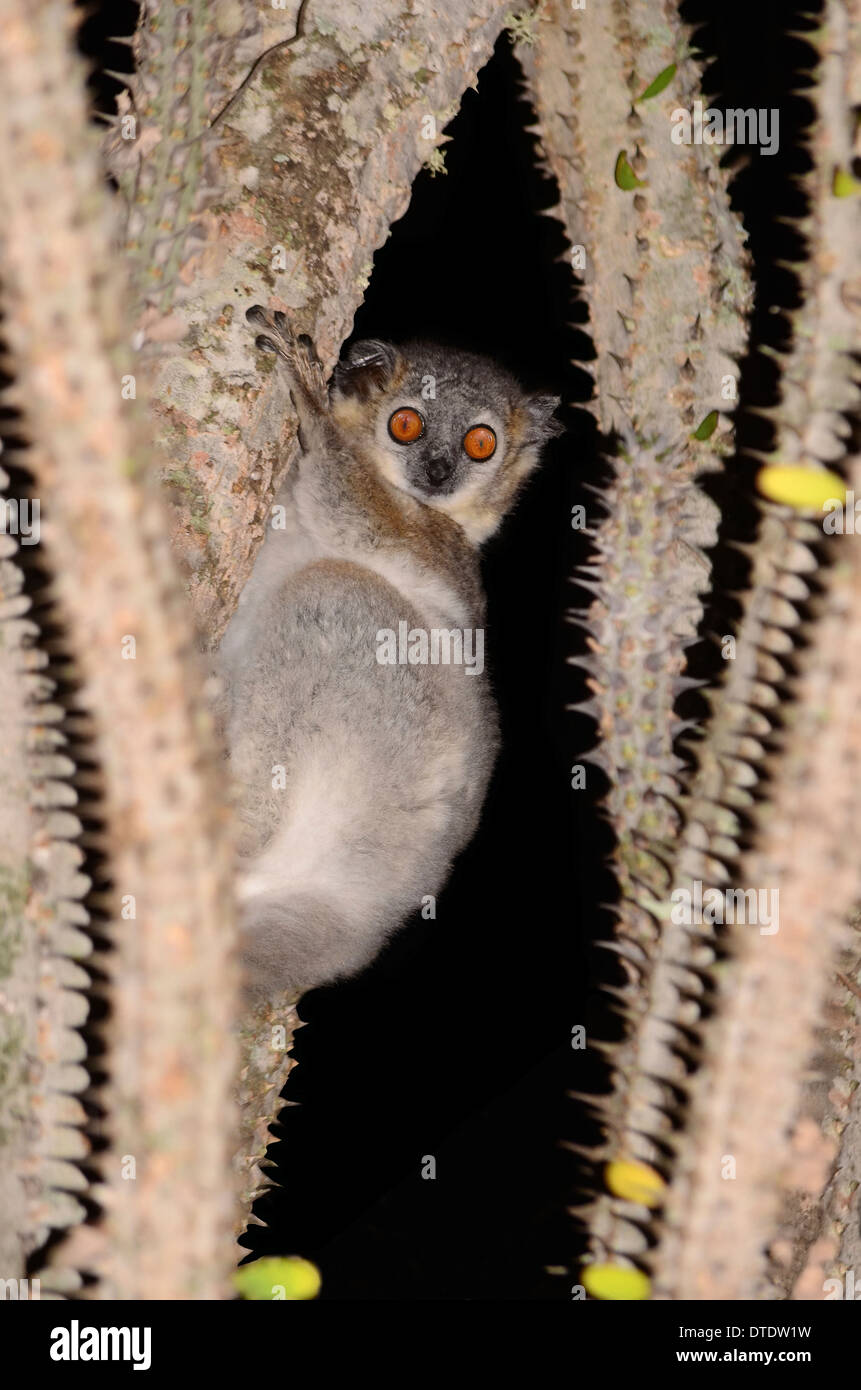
[217,306,560,1001]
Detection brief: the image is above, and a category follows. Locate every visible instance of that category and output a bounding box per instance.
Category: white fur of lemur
[217,308,560,1001]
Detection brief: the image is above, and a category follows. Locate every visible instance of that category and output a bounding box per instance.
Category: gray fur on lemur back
[218,310,560,1000]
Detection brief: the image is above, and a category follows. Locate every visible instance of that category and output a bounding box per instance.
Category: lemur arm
[247,306,420,556]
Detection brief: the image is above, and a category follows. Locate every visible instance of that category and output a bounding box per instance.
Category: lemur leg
[246,305,329,444]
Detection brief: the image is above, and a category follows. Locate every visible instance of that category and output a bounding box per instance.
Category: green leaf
[614,150,646,191]
[233,1256,321,1301]
[637,63,676,101]
[691,410,719,441]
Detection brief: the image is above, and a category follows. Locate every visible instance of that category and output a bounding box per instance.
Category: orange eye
[388,408,424,444]
[463,425,497,461]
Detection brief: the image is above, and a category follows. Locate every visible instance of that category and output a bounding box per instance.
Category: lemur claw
[247,305,327,405]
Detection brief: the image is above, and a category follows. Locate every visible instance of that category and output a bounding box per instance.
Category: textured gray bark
[108,0,518,645]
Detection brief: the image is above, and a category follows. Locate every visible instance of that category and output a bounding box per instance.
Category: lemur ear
[524,392,563,442]
[333,339,401,399]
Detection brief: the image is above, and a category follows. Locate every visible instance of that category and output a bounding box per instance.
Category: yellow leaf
[605,1158,666,1208]
[582,1263,651,1301]
[833,167,861,197]
[233,1256,321,1301]
[757,464,846,512]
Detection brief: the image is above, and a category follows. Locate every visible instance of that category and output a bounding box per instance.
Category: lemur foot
[246,304,327,412]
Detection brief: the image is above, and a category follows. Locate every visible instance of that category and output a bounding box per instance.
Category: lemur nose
[425,458,454,486]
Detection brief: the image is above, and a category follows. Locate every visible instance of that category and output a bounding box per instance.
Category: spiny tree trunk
[1,0,859,1301]
[525,0,861,1300]
[0,0,522,1294]
[0,0,237,1299]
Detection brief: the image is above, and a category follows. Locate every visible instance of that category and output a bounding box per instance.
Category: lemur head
[331,339,561,544]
